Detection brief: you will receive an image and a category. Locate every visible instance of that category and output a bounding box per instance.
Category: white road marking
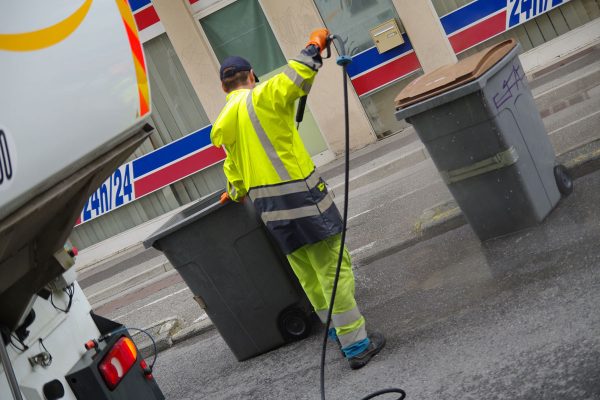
[350,241,376,257]
[548,109,600,136]
[114,287,190,320]
[348,208,373,221]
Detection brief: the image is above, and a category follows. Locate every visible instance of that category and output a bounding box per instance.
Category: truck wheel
[554,165,573,196]
[278,307,310,342]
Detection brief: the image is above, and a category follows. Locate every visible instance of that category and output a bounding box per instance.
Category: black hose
[319,57,350,400]
[318,34,406,400]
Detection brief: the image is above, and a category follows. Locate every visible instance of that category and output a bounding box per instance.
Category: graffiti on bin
[492,63,526,110]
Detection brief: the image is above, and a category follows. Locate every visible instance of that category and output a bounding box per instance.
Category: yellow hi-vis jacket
[211,56,342,255]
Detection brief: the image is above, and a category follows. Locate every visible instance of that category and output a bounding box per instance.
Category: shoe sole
[349,338,386,370]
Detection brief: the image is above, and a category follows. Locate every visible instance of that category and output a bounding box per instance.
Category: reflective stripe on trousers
[315,306,367,348]
[314,307,366,329]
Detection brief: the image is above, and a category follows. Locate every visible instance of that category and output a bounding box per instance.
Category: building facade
[70,0,600,249]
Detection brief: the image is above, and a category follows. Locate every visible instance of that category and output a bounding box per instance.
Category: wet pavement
[152,168,600,399]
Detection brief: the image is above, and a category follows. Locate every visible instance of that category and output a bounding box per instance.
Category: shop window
[314,0,405,137]
[144,33,211,145]
[199,0,285,75]
[313,0,399,56]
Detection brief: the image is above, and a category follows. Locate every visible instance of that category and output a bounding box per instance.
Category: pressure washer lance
[295,33,334,129]
[296,34,406,400]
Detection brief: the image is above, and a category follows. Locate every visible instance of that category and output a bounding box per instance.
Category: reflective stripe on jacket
[211,56,342,254]
[249,169,342,254]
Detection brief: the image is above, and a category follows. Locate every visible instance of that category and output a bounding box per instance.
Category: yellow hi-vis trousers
[286,234,367,349]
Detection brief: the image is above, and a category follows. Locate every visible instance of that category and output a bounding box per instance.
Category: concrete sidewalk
[77,38,600,357]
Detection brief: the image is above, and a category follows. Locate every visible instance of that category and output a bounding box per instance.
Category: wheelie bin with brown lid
[395,39,572,241]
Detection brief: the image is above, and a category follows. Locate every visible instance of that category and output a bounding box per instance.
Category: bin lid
[143,191,224,249]
[395,39,517,109]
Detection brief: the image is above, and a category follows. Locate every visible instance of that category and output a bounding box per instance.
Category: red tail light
[98,337,137,390]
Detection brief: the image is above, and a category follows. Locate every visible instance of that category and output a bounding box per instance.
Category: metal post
[0,329,24,400]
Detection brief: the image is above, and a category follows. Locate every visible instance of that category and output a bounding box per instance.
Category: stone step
[543,92,600,133]
[328,138,428,195]
[86,258,173,307]
[334,157,439,207]
[547,96,600,156]
[319,129,419,181]
[535,64,600,118]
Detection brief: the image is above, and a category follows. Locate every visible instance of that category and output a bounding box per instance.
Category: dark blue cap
[219,56,259,82]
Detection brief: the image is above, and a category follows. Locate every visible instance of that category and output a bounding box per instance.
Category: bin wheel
[278,307,310,342]
[554,165,573,197]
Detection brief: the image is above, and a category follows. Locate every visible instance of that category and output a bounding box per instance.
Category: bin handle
[440,146,519,185]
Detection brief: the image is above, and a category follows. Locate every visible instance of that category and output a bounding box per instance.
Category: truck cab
[0,1,163,398]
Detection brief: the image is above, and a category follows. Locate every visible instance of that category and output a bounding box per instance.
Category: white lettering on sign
[507,0,569,28]
[0,127,15,191]
[81,162,135,223]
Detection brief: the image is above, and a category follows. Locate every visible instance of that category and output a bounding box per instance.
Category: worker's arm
[211,103,239,148]
[223,153,247,202]
[256,29,329,107]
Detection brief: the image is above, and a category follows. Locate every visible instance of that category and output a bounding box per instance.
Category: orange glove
[306,28,330,53]
[219,192,230,204]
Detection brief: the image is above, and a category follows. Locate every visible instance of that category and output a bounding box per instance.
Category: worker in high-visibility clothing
[210,29,385,370]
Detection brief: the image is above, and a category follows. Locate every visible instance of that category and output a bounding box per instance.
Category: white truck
[0,1,164,399]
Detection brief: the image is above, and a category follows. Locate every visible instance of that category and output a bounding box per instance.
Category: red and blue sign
[130,0,571,95]
[348,0,572,96]
[76,125,224,225]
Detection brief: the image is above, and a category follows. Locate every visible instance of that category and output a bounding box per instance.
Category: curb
[413,199,465,238]
[171,317,215,344]
[559,138,600,179]
[131,316,182,360]
[132,316,215,358]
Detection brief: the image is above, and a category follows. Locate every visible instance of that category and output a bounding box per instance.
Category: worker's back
[211,61,319,192]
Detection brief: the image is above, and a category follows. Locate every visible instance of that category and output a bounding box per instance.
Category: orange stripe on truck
[115,0,150,117]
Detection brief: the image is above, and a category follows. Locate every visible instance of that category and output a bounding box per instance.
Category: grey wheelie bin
[143,191,313,361]
[395,39,572,241]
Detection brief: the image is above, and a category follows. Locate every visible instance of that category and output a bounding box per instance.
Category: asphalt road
[152,168,600,399]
